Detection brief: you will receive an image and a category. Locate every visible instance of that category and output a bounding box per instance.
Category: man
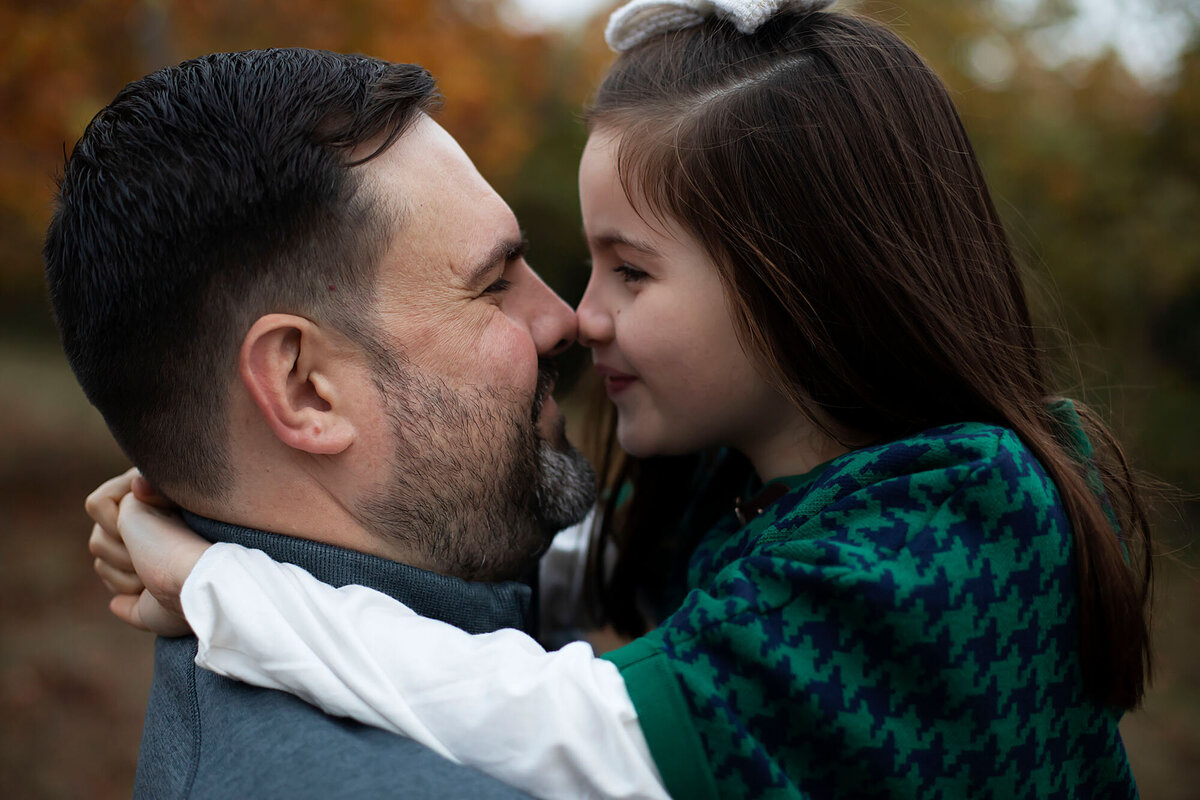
[45,49,595,798]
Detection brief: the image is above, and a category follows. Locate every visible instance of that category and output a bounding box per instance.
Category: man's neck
[180,477,434,569]
[181,511,531,636]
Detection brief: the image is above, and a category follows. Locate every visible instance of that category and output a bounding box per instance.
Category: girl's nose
[575,280,614,349]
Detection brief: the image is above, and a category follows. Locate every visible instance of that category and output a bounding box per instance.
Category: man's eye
[481,277,512,296]
[614,264,648,283]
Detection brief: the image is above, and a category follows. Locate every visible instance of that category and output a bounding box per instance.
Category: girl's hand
[87,468,146,597]
[85,469,210,636]
[112,493,211,634]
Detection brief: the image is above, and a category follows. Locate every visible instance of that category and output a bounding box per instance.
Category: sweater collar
[181,510,531,635]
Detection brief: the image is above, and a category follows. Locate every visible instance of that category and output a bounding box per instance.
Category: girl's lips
[594,364,637,396]
[604,375,636,395]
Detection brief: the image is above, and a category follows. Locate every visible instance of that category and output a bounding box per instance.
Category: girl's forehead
[580,130,680,240]
[579,129,621,175]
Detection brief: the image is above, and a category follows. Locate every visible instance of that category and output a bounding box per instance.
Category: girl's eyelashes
[614,263,648,283]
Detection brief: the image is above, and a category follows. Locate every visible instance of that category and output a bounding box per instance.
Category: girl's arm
[113,495,668,800]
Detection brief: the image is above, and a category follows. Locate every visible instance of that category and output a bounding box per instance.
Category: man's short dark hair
[44,49,438,498]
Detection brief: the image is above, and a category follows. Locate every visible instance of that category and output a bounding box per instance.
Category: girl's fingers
[84,467,140,531]
[110,590,193,637]
[88,522,136,572]
[108,593,151,632]
[94,556,145,595]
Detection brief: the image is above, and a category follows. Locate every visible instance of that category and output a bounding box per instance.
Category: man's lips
[594,364,637,395]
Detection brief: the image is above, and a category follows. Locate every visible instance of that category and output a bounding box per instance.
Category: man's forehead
[357,116,519,281]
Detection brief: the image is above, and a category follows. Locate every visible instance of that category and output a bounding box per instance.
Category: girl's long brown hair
[583,10,1152,710]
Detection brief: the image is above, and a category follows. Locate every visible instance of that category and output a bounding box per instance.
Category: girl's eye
[614,264,648,283]
[481,277,512,296]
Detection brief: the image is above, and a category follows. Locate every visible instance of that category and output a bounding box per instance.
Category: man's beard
[357,356,596,582]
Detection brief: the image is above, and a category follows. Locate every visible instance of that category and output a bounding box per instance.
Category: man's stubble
[358,355,596,582]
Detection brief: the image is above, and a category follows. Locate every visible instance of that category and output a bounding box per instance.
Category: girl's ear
[239,314,356,455]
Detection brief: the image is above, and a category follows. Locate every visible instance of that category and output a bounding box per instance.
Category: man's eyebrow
[465,235,528,285]
[588,230,660,256]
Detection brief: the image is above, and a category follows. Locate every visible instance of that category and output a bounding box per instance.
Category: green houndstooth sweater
[603,411,1137,799]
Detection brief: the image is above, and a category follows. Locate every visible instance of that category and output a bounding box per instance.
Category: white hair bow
[606,0,837,53]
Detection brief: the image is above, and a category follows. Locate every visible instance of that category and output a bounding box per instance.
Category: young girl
[92,1,1151,797]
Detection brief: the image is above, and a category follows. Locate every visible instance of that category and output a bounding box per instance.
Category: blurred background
[1,0,1197,796]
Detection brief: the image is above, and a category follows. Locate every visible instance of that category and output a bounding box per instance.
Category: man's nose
[575,277,612,350]
[522,269,577,358]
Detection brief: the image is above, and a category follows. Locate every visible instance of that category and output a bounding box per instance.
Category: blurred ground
[0,340,152,797]
[1,341,1197,798]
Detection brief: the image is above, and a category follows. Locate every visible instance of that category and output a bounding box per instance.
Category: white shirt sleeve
[181,542,669,800]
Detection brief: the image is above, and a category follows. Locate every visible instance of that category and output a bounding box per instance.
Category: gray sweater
[134,512,535,799]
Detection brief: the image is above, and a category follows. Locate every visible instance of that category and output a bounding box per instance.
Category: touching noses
[576,275,614,350]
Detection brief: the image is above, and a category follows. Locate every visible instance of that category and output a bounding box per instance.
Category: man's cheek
[479,324,539,393]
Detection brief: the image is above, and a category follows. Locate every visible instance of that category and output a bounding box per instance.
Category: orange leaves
[0,0,575,282]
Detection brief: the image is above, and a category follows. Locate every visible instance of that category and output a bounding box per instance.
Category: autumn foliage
[1,2,1199,798]
[1,0,1198,478]
[0,0,612,296]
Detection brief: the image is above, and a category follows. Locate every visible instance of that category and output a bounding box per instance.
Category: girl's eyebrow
[588,230,660,256]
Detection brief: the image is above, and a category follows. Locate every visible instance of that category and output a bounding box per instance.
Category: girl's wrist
[169,541,213,610]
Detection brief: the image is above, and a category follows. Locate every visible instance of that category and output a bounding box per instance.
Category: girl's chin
[614,422,655,459]
[616,421,702,460]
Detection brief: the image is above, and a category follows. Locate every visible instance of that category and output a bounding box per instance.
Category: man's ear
[239,314,357,455]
